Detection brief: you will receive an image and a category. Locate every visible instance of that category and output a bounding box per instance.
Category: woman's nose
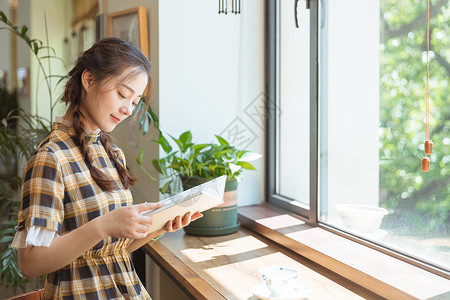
[121,101,133,116]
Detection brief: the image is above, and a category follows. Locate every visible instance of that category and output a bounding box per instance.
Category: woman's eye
[118,92,127,99]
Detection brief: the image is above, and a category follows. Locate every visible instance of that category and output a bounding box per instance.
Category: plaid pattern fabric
[17,121,151,300]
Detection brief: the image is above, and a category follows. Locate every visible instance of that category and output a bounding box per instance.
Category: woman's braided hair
[63,38,152,191]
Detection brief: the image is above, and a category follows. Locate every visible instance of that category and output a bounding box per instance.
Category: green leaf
[236,161,256,170]
[237,150,262,162]
[0,227,16,235]
[216,149,232,159]
[1,247,12,260]
[136,148,145,165]
[158,134,172,153]
[20,25,28,36]
[169,134,183,151]
[143,116,149,134]
[147,105,159,127]
[152,158,162,174]
[11,259,21,276]
[160,181,172,194]
[0,11,7,23]
[179,130,192,146]
[192,144,210,153]
[215,135,229,146]
[32,41,39,54]
[0,235,13,244]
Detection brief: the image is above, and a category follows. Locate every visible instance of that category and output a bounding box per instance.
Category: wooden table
[143,227,374,300]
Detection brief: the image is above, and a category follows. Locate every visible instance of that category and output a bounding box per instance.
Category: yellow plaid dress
[16,121,151,300]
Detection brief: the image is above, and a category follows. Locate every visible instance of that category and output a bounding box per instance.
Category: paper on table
[140,175,227,233]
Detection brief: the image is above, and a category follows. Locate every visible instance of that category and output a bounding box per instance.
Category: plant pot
[181,176,240,236]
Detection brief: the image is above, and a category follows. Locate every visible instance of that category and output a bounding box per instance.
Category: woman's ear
[81,70,95,92]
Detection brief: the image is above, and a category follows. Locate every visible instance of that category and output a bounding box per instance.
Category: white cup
[258,266,299,297]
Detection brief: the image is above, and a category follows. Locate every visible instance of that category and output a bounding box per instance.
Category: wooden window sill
[143,224,379,299]
[238,204,450,300]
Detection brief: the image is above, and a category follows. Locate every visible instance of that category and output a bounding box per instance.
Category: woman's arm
[127,211,203,253]
[18,202,163,278]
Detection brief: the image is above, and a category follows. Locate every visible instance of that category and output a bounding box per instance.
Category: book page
[140,175,227,233]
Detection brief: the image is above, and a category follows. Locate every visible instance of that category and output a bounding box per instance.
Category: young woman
[11,38,202,299]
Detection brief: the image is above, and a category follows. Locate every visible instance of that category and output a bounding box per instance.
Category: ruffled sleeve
[15,146,65,244]
[11,226,60,249]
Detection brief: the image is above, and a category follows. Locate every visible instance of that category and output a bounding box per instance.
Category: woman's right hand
[99,202,165,240]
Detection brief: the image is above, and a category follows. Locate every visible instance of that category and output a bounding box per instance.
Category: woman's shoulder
[39,129,77,152]
[29,129,78,163]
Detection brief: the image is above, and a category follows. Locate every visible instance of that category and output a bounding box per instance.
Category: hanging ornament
[422,0,433,172]
[219,0,241,15]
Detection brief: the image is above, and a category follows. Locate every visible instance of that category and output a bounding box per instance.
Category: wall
[29,0,71,120]
[159,0,265,208]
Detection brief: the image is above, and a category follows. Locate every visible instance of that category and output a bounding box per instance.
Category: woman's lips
[111,115,121,124]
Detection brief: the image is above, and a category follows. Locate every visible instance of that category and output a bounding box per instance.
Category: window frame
[266,0,318,223]
[264,0,450,280]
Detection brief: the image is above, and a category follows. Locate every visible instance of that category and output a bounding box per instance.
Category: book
[140,175,227,233]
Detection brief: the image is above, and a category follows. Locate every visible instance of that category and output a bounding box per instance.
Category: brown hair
[63,38,152,191]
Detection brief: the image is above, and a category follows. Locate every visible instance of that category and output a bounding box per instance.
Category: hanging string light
[422,0,433,172]
[219,0,241,15]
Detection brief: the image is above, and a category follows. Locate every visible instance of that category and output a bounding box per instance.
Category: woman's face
[80,67,148,132]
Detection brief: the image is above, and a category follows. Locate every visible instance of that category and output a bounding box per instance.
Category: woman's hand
[126,210,203,253]
[164,211,203,232]
[99,202,165,240]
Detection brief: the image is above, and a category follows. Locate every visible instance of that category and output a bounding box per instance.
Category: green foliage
[131,99,160,137]
[0,88,18,128]
[0,10,56,293]
[137,130,262,195]
[0,110,49,293]
[379,0,450,237]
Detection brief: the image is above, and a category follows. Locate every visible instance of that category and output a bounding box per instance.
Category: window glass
[276,0,310,207]
[318,0,450,271]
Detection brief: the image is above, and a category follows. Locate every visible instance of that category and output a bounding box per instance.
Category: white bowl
[335,204,388,233]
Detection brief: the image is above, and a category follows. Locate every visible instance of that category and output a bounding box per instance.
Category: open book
[140,175,227,233]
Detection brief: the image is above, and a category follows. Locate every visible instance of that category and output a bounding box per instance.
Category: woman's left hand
[164,211,203,232]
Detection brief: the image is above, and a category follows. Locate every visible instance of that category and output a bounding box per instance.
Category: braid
[72,110,119,191]
[100,132,138,189]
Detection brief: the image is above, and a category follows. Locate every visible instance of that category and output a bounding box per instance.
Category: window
[267,0,318,221]
[268,0,450,275]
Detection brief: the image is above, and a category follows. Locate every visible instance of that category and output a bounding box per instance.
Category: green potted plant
[137,130,261,236]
